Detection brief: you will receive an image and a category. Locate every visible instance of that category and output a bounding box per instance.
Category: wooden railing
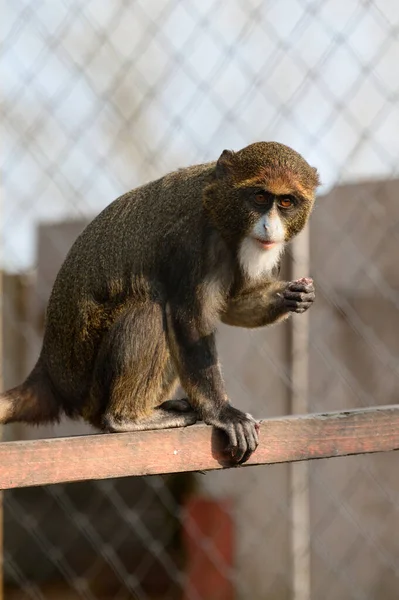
[1,405,398,490]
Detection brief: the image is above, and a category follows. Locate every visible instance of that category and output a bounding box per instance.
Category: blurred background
[2,0,399,598]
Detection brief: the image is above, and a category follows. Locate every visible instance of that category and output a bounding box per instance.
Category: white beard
[238,237,284,281]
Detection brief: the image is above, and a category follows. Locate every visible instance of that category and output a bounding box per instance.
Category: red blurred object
[182,497,234,600]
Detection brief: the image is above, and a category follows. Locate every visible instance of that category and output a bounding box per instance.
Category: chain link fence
[2,1,399,598]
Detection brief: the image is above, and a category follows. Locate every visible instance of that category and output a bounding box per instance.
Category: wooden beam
[0,405,399,490]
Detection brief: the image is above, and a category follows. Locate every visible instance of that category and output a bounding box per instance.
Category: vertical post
[290,228,311,600]
[0,269,4,599]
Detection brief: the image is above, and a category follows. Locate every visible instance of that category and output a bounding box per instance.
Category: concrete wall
[309,178,399,600]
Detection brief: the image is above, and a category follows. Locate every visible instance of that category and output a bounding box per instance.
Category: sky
[2,0,399,272]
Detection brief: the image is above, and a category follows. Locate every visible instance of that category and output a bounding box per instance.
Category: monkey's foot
[281,277,315,314]
[158,398,194,413]
[103,407,197,433]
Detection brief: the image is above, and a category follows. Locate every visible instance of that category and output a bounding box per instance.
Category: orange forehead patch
[267,177,314,200]
[241,174,314,200]
[266,177,294,196]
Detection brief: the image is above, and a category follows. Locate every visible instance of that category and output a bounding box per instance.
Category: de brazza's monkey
[0,142,319,463]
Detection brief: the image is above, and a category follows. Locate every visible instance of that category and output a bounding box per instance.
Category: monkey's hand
[279,277,315,314]
[205,404,260,464]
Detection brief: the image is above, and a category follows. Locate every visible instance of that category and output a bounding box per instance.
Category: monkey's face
[235,185,314,280]
[242,189,293,247]
[205,141,319,242]
[238,182,316,244]
[204,141,320,280]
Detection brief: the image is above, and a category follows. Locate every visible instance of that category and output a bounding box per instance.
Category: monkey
[0,142,320,464]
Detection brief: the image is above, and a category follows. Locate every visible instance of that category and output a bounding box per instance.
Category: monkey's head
[204,141,320,278]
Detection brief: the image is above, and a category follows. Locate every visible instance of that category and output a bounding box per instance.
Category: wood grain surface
[0,405,398,489]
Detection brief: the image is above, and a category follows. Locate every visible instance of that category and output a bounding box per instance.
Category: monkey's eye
[278,196,295,209]
[254,192,268,205]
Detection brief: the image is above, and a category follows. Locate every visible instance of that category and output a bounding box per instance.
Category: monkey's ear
[216,149,235,179]
[312,167,321,187]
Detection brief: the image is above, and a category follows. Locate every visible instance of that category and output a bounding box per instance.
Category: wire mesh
[2,1,399,598]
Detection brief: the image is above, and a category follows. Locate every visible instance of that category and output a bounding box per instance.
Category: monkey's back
[40,162,215,411]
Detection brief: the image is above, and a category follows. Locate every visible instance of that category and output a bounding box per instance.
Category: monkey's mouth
[253,238,278,250]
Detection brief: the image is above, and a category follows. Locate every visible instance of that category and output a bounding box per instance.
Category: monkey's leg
[105,403,197,432]
[89,304,198,433]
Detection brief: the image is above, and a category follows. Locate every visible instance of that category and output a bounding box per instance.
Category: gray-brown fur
[222,278,316,329]
[0,141,319,463]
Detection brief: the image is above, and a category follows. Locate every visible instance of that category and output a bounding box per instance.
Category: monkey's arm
[168,301,259,463]
[221,278,315,328]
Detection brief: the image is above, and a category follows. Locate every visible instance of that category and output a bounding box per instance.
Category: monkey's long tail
[0,363,61,425]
